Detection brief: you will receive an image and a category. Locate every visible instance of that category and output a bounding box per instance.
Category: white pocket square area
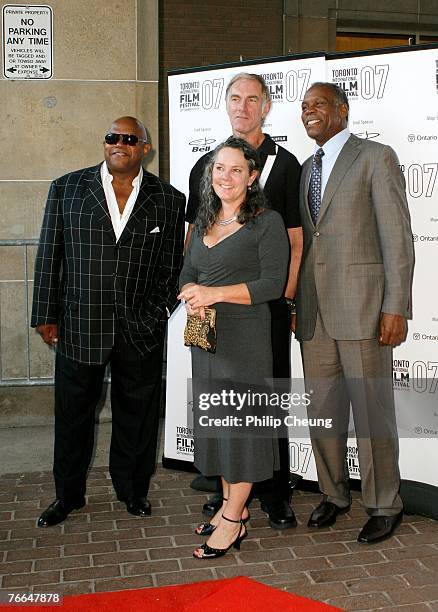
[150,226,160,234]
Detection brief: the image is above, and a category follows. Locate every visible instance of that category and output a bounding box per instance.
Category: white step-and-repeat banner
[164,46,438,489]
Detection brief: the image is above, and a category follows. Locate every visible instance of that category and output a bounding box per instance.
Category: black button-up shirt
[185,133,301,228]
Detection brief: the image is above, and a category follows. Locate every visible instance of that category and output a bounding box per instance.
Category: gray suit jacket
[295,134,414,341]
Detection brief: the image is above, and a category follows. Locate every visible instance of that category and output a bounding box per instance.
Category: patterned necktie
[308,148,324,224]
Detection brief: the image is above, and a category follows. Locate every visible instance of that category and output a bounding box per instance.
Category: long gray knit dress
[179,209,289,483]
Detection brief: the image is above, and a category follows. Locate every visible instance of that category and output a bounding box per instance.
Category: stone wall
[0,0,158,426]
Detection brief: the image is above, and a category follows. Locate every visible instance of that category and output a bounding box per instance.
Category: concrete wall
[0,0,158,426]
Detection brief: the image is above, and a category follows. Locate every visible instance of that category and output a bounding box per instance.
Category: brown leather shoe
[357,511,403,544]
[307,500,351,528]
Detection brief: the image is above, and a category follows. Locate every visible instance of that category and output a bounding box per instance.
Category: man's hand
[379,313,407,347]
[36,324,58,348]
[291,313,297,334]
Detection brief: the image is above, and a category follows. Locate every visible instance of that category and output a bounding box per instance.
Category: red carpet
[31,576,341,611]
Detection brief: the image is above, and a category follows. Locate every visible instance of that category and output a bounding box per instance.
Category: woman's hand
[184,300,206,320]
[178,284,218,311]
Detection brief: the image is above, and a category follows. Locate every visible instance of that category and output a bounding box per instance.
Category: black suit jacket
[31,163,185,364]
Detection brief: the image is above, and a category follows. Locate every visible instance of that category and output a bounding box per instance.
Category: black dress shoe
[260,500,297,530]
[307,501,351,528]
[125,497,151,517]
[37,498,85,528]
[357,511,403,544]
[202,493,223,517]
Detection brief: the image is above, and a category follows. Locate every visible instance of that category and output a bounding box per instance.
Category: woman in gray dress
[178,137,289,559]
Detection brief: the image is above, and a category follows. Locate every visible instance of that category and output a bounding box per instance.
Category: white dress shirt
[101,162,143,242]
[316,128,351,198]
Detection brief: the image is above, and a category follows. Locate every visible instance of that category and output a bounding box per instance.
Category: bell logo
[189,137,216,153]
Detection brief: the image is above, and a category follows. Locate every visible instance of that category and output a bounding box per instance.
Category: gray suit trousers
[301,312,402,516]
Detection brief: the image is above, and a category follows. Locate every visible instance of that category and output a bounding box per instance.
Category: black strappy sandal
[193,515,247,559]
[195,497,227,536]
[195,508,250,536]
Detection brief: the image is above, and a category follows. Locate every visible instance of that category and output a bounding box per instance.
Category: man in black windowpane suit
[31,116,185,527]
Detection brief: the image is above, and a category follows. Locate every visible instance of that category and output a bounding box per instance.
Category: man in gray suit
[295,82,414,543]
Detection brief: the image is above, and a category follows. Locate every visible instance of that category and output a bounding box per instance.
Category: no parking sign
[2,4,53,79]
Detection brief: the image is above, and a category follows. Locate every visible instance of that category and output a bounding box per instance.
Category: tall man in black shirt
[185,73,302,530]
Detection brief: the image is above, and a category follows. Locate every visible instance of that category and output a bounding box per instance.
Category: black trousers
[253,298,292,504]
[53,326,163,506]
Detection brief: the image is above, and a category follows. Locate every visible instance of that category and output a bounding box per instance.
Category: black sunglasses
[104,133,147,146]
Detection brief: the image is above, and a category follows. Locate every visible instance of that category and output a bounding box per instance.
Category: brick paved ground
[1,466,438,611]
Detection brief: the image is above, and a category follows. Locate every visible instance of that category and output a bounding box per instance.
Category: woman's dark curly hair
[194,136,267,236]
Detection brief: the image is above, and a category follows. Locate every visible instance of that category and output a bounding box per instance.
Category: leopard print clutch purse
[184,307,217,353]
